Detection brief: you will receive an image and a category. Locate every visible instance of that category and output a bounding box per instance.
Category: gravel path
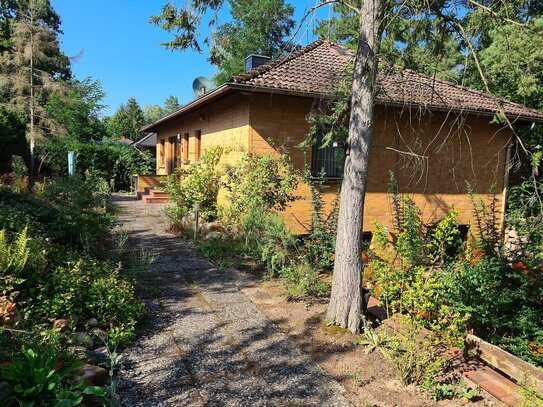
[112,195,353,407]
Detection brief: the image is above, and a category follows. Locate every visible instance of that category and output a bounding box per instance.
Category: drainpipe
[500,141,512,237]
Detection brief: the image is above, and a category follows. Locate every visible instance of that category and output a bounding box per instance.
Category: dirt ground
[233,273,505,407]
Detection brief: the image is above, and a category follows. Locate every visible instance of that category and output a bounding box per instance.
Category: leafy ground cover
[0,168,145,405]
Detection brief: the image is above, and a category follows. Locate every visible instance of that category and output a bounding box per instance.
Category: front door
[168,137,178,175]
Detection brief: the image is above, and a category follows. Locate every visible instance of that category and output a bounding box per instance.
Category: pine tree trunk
[326,0,385,333]
[29,5,35,179]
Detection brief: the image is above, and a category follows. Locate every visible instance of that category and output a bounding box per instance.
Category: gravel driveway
[112,195,352,407]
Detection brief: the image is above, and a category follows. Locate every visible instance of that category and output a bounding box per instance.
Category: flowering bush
[365,185,543,367]
[444,253,543,366]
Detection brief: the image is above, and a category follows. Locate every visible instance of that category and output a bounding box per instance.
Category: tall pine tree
[0,0,69,175]
[107,97,146,141]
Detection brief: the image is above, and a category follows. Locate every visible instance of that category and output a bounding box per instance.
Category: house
[132,133,157,158]
[141,40,543,235]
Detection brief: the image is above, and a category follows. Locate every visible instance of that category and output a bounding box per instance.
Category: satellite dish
[192,77,212,97]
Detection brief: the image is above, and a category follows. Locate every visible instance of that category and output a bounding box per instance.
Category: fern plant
[0,227,29,296]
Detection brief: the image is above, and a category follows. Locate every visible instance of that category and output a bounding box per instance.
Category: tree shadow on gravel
[112,197,351,406]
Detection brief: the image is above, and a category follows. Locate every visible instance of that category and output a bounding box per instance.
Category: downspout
[500,141,513,236]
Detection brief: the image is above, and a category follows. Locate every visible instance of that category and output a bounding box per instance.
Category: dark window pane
[311,134,345,178]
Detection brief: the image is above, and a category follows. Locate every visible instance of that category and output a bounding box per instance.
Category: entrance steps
[137,187,170,204]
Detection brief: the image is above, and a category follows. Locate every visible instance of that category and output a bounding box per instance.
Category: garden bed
[0,175,146,405]
[228,270,503,407]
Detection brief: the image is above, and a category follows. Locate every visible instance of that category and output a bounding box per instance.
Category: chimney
[245,54,271,72]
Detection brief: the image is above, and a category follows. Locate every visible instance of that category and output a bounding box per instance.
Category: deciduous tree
[46,77,107,142]
[150,0,295,86]
[208,0,295,85]
[152,0,542,333]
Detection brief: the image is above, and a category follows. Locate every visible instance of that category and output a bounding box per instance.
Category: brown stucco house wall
[143,40,543,235]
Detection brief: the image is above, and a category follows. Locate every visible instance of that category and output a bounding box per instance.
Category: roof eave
[227,82,324,98]
[377,100,543,124]
[141,84,230,132]
[141,80,543,133]
[141,83,325,133]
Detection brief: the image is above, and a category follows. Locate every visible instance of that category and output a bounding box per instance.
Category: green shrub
[37,139,154,191]
[43,174,109,211]
[365,194,467,343]
[10,155,28,193]
[356,317,446,387]
[220,151,298,227]
[240,206,295,276]
[0,176,112,251]
[0,227,35,300]
[443,254,543,366]
[164,147,224,222]
[26,254,144,337]
[0,226,144,346]
[366,182,543,367]
[218,151,299,276]
[279,262,328,299]
[299,168,339,273]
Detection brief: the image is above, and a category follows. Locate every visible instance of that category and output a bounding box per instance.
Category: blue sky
[51,1,331,116]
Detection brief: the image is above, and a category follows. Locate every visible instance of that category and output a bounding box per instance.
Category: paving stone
[112,195,353,406]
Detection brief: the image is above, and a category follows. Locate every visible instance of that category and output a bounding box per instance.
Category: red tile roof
[230,40,543,122]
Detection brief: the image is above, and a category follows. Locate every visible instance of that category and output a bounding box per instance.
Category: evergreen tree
[107,97,146,141]
[0,0,69,175]
[1,0,61,49]
[163,95,181,114]
[315,1,463,80]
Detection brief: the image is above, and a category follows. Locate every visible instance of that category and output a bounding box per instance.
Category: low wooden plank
[465,334,543,395]
[137,175,167,192]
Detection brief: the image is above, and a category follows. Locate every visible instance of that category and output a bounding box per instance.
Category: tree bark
[326,0,385,334]
[29,4,35,179]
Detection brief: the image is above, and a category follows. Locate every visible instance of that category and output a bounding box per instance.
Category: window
[168,137,177,174]
[194,130,201,161]
[458,225,470,242]
[159,139,165,166]
[311,134,345,178]
[182,133,189,161]
[361,232,373,244]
